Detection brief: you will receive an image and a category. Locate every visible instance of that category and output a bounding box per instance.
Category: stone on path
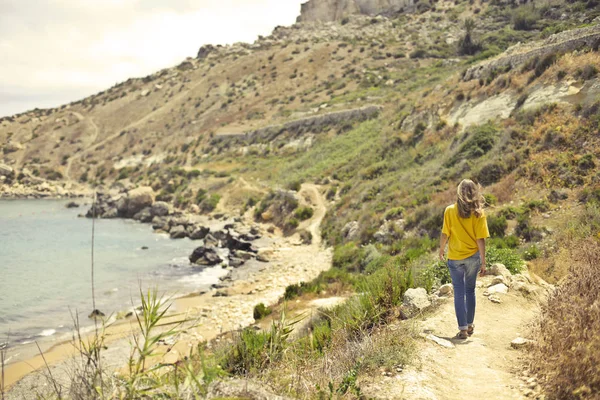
[425,334,455,348]
[488,295,502,303]
[511,337,535,349]
[487,283,509,294]
[489,263,513,281]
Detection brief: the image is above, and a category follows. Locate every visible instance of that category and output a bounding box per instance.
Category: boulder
[488,263,512,282]
[342,221,360,240]
[225,233,258,253]
[402,288,431,317]
[190,225,210,240]
[170,225,188,239]
[133,207,153,223]
[102,207,119,219]
[190,246,223,265]
[152,216,170,232]
[151,201,172,217]
[487,283,509,294]
[374,220,404,244]
[491,276,508,286]
[438,284,453,296]
[65,201,79,208]
[123,187,154,218]
[229,257,245,267]
[3,141,23,153]
[204,233,218,247]
[0,163,14,177]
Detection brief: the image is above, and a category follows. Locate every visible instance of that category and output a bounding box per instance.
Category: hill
[2,0,600,397]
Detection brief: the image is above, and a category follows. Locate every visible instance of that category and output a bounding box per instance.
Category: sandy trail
[363,274,544,400]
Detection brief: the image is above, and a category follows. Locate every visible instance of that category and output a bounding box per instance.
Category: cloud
[0,0,304,117]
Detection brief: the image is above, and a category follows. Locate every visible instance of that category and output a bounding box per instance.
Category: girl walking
[439,179,489,339]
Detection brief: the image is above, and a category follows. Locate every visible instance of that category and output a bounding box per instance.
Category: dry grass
[530,239,600,399]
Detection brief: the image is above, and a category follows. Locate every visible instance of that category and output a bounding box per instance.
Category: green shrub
[477,162,506,185]
[484,194,498,206]
[405,204,445,239]
[486,245,524,274]
[360,161,388,180]
[419,260,451,293]
[219,328,269,374]
[446,123,498,166]
[489,235,520,249]
[284,217,299,232]
[333,243,365,273]
[576,64,598,80]
[195,188,207,204]
[384,207,405,220]
[294,206,314,221]
[515,213,543,242]
[409,48,428,59]
[522,244,540,261]
[498,206,520,220]
[287,180,302,191]
[512,5,539,31]
[487,215,507,237]
[200,194,221,213]
[253,303,272,320]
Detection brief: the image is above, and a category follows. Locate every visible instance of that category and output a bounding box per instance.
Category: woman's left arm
[477,238,486,275]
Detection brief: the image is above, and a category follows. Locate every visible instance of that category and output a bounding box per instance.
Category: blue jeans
[448,253,481,331]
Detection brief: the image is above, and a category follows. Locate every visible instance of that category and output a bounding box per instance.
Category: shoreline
[3,183,332,396]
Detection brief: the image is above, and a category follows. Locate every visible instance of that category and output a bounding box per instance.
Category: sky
[0,0,305,118]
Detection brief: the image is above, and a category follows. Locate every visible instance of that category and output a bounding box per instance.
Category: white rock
[425,334,455,348]
[488,263,513,281]
[511,337,535,349]
[403,288,431,317]
[488,295,502,304]
[487,283,509,294]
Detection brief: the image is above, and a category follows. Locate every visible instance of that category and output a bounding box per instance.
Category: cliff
[297,0,414,22]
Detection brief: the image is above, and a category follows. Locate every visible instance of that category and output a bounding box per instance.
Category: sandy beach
[4,184,331,398]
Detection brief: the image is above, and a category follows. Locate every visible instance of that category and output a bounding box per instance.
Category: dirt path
[362,274,545,400]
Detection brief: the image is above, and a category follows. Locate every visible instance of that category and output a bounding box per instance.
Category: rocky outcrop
[189,246,223,265]
[212,106,382,147]
[463,24,600,81]
[123,186,155,218]
[297,0,414,22]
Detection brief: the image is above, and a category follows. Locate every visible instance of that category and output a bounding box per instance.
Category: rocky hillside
[1,0,600,279]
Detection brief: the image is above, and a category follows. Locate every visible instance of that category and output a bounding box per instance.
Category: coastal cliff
[297,0,414,22]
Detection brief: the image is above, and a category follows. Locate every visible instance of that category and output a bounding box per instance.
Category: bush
[294,206,314,221]
[489,235,520,249]
[486,245,524,274]
[384,207,405,220]
[522,244,540,261]
[512,6,539,30]
[577,64,598,80]
[515,213,543,242]
[333,243,365,273]
[477,162,506,186]
[200,193,221,213]
[253,303,272,320]
[487,215,507,238]
[195,188,207,204]
[531,241,600,399]
[446,123,498,167]
[409,49,428,59]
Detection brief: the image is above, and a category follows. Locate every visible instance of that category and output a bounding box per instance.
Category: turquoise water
[0,199,223,350]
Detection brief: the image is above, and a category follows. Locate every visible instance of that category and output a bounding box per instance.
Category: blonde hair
[457,179,484,218]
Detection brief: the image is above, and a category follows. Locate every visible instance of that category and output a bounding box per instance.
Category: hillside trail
[362,274,545,400]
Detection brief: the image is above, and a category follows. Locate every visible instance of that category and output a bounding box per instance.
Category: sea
[0,199,227,358]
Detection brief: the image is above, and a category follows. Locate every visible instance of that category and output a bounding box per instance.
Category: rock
[204,233,218,246]
[213,290,228,297]
[256,254,269,262]
[190,225,210,240]
[491,276,508,286]
[197,44,215,60]
[190,246,223,265]
[229,257,245,267]
[189,204,200,214]
[122,186,155,218]
[133,207,153,223]
[0,163,14,177]
[511,337,535,349]
[342,221,360,240]
[438,284,453,296]
[151,201,172,217]
[206,378,292,400]
[425,334,455,348]
[488,295,502,303]
[234,250,256,261]
[225,232,258,253]
[152,216,170,232]
[170,225,188,239]
[489,263,512,281]
[102,207,119,219]
[141,246,149,250]
[487,283,509,294]
[402,288,431,317]
[88,309,105,319]
[65,201,79,208]
[213,229,228,241]
[3,141,23,153]
[374,220,403,244]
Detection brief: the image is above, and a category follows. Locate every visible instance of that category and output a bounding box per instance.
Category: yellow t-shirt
[442,203,490,260]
